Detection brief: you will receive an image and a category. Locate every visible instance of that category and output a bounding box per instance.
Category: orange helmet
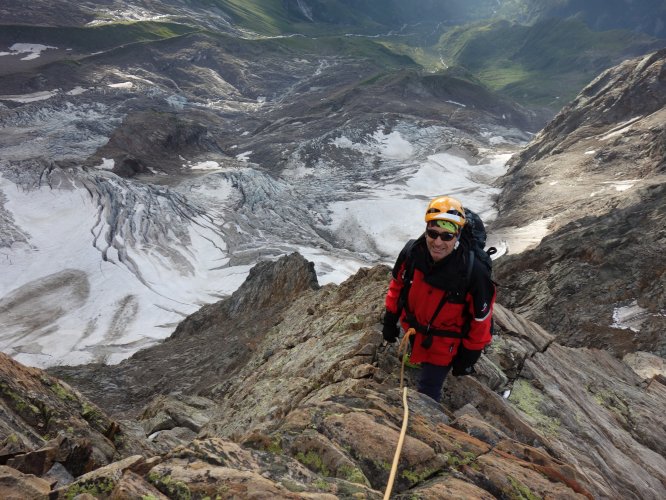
[424,196,466,228]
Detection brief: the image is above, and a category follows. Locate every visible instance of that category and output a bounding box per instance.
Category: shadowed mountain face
[496,0,666,37]
[494,49,666,356]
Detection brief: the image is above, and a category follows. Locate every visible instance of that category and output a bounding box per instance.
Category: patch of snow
[331,128,413,160]
[374,130,413,160]
[331,136,354,148]
[314,60,330,76]
[328,151,513,260]
[611,300,652,333]
[446,100,466,107]
[112,71,155,86]
[236,151,252,162]
[0,91,59,103]
[108,82,134,89]
[584,150,596,155]
[282,160,313,180]
[294,246,371,286]
[96,158,115,170]
[0,43,57,60]
[602,180,636,192]
[480,130,517,146]
[190,161,221,171]
[488,136,507,145]
[86,8,170,26]
[487,218,553,256]
[296,0,314,22]
[166,95,187,110]
[66,86,89,96]
[600,116,643,140]
[0,174,234,368]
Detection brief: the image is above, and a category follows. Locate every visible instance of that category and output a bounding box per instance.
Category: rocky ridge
[0,254,648,498]
[494,49,666,356]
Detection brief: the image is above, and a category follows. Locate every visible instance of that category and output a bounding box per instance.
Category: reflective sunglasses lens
[426,229,455,241]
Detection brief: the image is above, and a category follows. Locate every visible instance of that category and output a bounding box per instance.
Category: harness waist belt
[405,314,467,339]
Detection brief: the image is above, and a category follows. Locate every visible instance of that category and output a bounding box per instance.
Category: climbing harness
[383,328,416,499]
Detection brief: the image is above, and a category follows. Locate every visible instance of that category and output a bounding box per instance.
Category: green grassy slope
[203,0,496,37]
[0,22,199,52]
[494,0,666,37]
[435,18,660,108]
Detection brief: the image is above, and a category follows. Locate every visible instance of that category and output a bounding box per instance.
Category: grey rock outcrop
[494,49,666,355]
[35,254,666,499]
[0,350,156,489]
[51,253,320,416]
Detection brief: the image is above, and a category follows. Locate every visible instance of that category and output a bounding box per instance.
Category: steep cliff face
[20,255,662,498]
[494,49,666,355]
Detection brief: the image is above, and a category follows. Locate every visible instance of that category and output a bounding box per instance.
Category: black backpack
[460,208,496,275]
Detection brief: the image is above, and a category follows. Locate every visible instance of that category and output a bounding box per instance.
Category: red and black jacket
[385,236,495,366]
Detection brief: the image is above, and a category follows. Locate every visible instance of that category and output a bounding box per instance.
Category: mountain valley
[0,1,665,498]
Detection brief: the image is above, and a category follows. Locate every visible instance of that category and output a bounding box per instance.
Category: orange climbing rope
[384,328,416,499]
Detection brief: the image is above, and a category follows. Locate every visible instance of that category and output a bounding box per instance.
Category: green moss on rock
[509,379,560,436]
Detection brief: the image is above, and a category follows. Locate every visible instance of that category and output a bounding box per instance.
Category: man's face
[425,225,458,262]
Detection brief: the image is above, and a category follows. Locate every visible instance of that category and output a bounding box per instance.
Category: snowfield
[0,122,544,368]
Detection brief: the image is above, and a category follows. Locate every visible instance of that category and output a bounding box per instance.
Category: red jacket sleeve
[385,261,405,314]
[462,264,496,350]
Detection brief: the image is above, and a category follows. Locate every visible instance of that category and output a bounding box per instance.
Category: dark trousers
[418,362,451,402]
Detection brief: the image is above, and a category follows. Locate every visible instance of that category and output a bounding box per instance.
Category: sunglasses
[426,229,457,241]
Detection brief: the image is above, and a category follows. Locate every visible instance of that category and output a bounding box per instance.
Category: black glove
[451,346,482,376]
[382,310,400,343]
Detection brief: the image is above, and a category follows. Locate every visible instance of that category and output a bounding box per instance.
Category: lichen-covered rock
[0,254,663,499]
[0,465,52,499]
[0,351,142,478]
[394,475,495,499]
[148,437,369,499]
[623,351,666,380]
[139,394,214,435]
[508,345,666,498]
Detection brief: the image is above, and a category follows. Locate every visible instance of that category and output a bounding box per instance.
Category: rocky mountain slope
[0,254,661,498]
[494,49,666,357]
[1,6,665,498]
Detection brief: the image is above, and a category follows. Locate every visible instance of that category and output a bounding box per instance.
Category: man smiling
[382,195,496,402]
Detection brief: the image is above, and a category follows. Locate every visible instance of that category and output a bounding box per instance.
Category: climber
[381,195,495,402]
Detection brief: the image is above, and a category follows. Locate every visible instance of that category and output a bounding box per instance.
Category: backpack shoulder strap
[394,238,420,314]
[465,249,475,288]
[392,238,416,277]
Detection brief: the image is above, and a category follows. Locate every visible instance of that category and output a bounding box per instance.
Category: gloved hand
[382,310,400,343]
[451,346,482,376]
